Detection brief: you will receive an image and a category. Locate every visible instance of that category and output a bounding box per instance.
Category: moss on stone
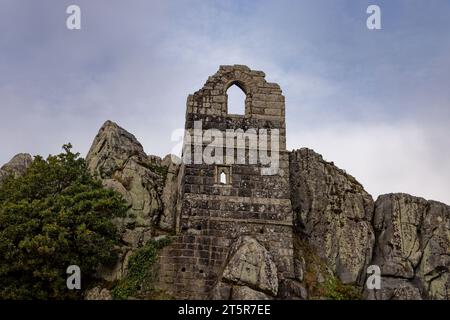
[111,236,173,300]
[318,277,362,300]
[294,237,362,300]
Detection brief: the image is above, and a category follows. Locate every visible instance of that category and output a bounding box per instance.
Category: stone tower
[158,65,294,299]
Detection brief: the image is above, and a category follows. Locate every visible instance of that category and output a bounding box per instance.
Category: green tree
[0,144,127,299]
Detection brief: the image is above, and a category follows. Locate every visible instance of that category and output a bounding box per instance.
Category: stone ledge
[184,193,292,205]
[183,215,293,226]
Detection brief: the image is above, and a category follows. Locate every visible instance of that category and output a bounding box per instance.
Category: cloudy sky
[1,0,449,203]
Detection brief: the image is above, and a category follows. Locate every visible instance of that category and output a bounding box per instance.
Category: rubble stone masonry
[157,65,294,299]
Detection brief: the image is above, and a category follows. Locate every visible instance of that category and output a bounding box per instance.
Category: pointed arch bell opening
[225,81,247,116]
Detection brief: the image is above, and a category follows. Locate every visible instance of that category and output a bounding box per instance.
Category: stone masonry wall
[157,65,294,299]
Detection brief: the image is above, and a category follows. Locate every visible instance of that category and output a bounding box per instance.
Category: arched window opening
[220,171,227,184]
[227,84,246,115]
[216,165,231,185]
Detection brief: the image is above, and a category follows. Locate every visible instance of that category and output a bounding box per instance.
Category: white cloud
[0,0,449,206]
[289,121,450,204]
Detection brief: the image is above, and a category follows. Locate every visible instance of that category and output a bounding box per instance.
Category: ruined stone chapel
[157,65,295,299]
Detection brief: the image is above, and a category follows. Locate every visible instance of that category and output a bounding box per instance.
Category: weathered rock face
[86,121,166,229]
[210,282,273,300]
[86,120,180,281]
[289,148,375,285]
[289,149,449,300]
[158,155,181,231]
[85,287,112,300]
[210,236,278,299]
[222,236,279,296]
[230,286,271,300]
[367,193,449,300]
[81,122,450,300]
[365,278,422,300]
[0,153,32,184]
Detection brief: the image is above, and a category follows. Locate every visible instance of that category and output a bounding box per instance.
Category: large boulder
[367,193,449,299]
[365,278,422,300]
[0,153,32,184]
[289,148,375,285]
[222,236,278,296]
[86,120,180,281]
[86,120,166,229]
[230,286,272,300]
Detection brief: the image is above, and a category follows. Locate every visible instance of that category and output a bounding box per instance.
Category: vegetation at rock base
[295,238,362,300]
[0,144,127,299]
[111,236,173,300]
[319,276,362,300]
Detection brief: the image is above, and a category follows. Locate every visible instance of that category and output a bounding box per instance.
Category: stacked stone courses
[158,65,294,299]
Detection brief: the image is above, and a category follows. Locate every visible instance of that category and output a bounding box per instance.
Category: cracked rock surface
[289,148,375,286]
[4,120,448,300]
[0,153,32,184]
[367,193,449,299]
[85,120,180,281]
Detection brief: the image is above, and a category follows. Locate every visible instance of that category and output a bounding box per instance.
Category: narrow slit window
[217,166,231,185]
[220,171,227,184]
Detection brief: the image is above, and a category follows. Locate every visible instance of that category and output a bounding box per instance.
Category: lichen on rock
[0,153,32,184]
[85,120,180,281]
[367,193,450,299]
[289,148,375,286]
